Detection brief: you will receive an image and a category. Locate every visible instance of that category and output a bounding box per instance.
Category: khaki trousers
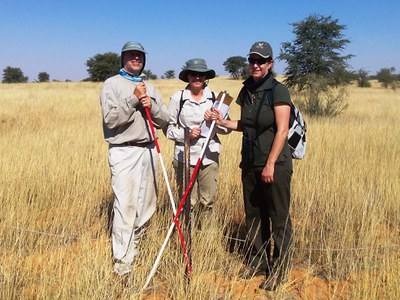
[173,159,218,210]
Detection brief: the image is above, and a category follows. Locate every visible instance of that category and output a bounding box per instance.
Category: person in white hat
[166,58,230,225]
[100,41,169,276]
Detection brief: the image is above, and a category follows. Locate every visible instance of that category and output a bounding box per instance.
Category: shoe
[238,266,265,279]
[259,274,287,291]
[113,261,132,276]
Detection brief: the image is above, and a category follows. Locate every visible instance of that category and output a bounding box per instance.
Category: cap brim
[249,51,271,59]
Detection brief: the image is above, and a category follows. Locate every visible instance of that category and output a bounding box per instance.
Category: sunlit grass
[0,79,399,299]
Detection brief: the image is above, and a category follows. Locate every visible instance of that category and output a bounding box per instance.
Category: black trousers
[242,164,293,274]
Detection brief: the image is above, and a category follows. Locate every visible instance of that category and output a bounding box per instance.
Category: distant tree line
[3,58,398,87]
[1,67,57,83]
[2,14,399,117]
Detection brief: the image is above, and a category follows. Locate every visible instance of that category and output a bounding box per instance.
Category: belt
[118,141,154,147]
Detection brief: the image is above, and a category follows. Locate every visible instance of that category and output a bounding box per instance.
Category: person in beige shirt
[100,41,169,276]
[166,58,230,225]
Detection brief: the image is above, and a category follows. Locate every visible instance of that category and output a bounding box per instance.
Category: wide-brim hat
[179,58,216,82]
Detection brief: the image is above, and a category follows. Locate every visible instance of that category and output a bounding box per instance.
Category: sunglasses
[248,57,269,65]
[188,71,206,77]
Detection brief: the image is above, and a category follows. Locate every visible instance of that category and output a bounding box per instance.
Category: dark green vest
[237,76,292,170]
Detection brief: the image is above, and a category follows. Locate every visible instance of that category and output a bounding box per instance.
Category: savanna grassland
[0,78,399,299]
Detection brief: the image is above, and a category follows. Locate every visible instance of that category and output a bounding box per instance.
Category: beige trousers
[108,144,158,275]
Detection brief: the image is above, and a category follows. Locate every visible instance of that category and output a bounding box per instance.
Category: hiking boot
[238,265,265,279]
[259,274,287,291]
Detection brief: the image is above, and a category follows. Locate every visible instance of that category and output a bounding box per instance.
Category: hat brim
[179,69,216,82]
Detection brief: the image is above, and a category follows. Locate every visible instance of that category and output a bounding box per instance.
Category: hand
[134,82,147,100]
[261,163,274,183]
[188,127,201,139]
[139,95,152,109]
[204,110,213,121]
[210,107,223,125]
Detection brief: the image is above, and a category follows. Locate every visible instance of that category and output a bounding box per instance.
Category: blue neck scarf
[119,69,143,82]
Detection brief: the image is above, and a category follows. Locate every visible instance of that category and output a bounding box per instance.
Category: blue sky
[1,0,399,82]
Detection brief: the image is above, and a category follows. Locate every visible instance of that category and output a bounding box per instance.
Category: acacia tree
[376,67,398,89]
[279,14,353,116]
[164,70,175,79]
[279,14,353,90]
[223,56,248,79]
[2,66,28,83]
[86,52,120,82]
[38,72,50,82]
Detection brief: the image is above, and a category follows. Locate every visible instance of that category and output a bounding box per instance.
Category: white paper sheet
[200,101,229,138]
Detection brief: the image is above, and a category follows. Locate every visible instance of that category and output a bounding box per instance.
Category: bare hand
[139,95,152,109]
[133,82,151,109]
[261,163,274,183]
[188,127,201,139]
[210,107,223,125]
[134,82,147,100]
[204,110,213,121]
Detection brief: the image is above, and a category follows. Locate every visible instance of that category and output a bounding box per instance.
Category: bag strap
[177,89,216,127]
[211,91,216,103]
[177,90,186,127]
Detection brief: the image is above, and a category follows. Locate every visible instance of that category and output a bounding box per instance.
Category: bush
[376,67,399,90]
[295,74,348,117]
[357,69,371,88]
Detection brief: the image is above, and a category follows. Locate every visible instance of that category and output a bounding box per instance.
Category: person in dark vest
[206,41,293,291]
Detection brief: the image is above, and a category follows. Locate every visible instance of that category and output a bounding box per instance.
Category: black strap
[177,90,216,127]
[211,91,216,102]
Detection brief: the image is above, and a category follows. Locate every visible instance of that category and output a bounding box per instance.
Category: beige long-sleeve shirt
[166,87,231,166]
[100,74,169,144]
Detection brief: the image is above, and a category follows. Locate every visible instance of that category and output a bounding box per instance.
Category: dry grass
[0,78,399,299]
